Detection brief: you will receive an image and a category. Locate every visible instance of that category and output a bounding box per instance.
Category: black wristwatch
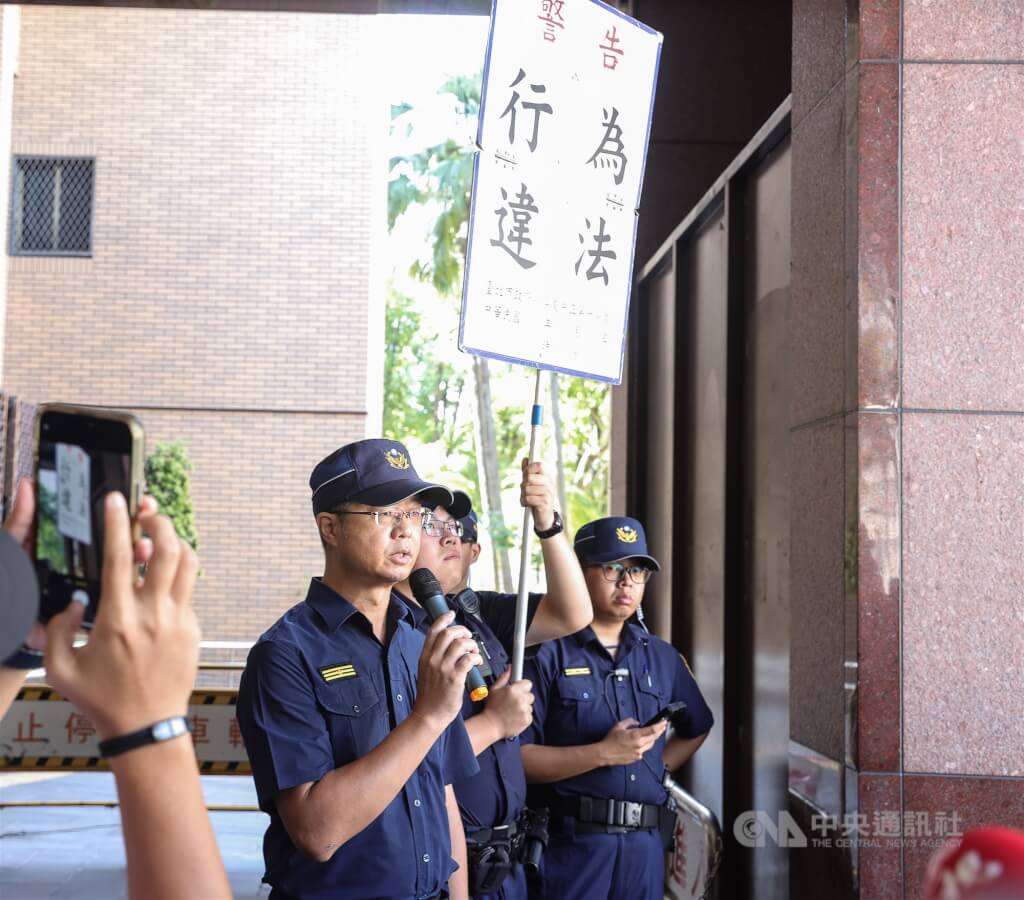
[2,644,44,670]
[98,716,190,758]
[534,510,564,539]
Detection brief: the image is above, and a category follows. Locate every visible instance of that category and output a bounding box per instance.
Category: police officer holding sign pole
[393,472,591,899]
[237,439,483,900]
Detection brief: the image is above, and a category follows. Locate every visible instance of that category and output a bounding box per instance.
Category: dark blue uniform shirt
[395,589,541,831]
[521,623,713,806]
[237,578,479,900]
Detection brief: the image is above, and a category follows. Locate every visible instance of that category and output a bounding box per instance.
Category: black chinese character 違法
[492,183,539,269]
[575,217,616,285]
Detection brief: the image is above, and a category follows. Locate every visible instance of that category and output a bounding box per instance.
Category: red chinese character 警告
[538,0,566,42]
[599,26,625,70]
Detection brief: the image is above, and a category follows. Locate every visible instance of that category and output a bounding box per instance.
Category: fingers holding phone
[45,491,201,742]
[4,478,36,551]
[32,404,144,627]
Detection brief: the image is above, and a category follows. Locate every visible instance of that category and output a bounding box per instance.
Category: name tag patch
[320,663,357,682]
[563,666,592,677]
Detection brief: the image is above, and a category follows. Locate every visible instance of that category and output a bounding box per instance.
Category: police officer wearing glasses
[521,516,713,900]
[237,439,483,900]
[393,461,592,899]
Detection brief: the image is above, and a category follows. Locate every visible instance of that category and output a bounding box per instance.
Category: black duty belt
[465,820,519,846]
[553,795,661,831]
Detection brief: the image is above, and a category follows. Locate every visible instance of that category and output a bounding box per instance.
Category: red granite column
[790,0,904,896]
[898,2,1023,898]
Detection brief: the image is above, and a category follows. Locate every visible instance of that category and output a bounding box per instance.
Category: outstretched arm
[45,493,231,900]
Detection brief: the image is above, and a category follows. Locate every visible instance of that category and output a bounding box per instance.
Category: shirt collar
[392,588,431,628]
[305,578,414,632]
[573,621,643,656]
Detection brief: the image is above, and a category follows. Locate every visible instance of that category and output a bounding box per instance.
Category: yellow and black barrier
[1,686,251,775]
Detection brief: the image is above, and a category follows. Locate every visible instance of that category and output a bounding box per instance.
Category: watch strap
[534,510,564,539]
[2,644,44,670]
[98,716,190,758]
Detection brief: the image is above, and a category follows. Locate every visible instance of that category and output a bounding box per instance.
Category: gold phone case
[33,402,145,516]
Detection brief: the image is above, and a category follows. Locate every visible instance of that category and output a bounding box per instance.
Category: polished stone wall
[790,1,1024,897]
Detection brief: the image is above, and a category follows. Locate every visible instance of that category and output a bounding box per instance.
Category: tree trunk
[473,355,513,592]
[549,371,568,529]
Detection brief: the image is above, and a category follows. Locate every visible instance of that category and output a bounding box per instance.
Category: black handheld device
[33,404,144,626]
[642,700,687,728]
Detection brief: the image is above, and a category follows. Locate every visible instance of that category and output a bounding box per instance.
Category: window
[10,156,94,256]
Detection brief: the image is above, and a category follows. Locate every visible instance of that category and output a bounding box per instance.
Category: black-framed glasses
[589,562,653,585]
[332,507,433,530]
[423,518,464,539]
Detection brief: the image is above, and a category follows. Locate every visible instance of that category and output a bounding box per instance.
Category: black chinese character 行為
[499,69,553,153]
[586,107,627,186]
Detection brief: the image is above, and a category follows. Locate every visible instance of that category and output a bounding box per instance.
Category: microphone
[410,568,489,702]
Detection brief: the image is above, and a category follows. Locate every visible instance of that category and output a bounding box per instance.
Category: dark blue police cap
[449,490,478,542]
[573,516,661,571]
[310,439,454,515]
[429,488,472,523]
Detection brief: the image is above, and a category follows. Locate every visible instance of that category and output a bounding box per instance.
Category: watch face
[152,720,175,740]
[539,511,562,536]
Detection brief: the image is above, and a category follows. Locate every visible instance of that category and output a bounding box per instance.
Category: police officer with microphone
[237,439,483,900]
[393,461,592,899]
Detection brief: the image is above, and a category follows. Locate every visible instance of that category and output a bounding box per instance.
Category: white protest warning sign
[56,442,91,545]
[460,0,662,384]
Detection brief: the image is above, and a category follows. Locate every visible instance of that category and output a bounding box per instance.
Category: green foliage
[385,74,482,480]
[383,287,468,455]
[561,377,611,533]
[388,74,481,299]
[144,441,199,552]
[35,479,66,573]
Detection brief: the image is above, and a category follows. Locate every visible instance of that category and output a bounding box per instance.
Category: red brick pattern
[0,8,379,642]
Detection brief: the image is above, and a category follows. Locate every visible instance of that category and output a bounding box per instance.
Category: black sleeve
[475,590,543,658]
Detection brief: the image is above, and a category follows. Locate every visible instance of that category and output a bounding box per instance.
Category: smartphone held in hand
[33,404,144,625]
[641,700,687,729]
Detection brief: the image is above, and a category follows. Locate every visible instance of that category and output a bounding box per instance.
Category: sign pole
[511,367,543,681]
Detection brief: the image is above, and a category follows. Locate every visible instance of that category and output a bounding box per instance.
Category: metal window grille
[10,156,94,257]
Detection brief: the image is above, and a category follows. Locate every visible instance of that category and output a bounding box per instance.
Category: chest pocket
[635,670,668,725]
[556,675,598,703]
[556,674,614,741]
[313,678,385,763]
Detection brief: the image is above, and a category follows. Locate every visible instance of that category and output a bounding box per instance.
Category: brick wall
[1,7,382,641]
[141,409,366,641]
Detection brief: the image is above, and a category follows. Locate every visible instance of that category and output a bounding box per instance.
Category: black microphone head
[409,568,443,602]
